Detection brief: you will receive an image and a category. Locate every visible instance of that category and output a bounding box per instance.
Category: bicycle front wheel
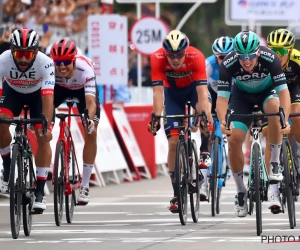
[65,141,76,224]
[9,144,23,239]
[282,139,296,229]
[253,143,262,236]
[211,137,219,217]
[54,141,65,226]
[189,139,200,223]
[23,155,35,236]
[175,140,188,225]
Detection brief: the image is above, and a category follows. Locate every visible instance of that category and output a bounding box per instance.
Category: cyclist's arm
[84,75,97,120]
[193,52,211,122]
[216,62,231,122]
[41,63,55,130]
[270,57,291,120]
[150,52,165,116]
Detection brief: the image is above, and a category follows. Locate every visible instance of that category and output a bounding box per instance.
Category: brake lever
[278,106,286,129]
[151,112,157,136]
[40,113,48,136]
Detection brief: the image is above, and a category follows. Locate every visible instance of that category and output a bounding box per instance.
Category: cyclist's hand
[191,123,199,133]
[221,120,232,135]
[148,121,160,135]
[279,122,291,135]
[83,119,95,134]
[200,120,212,136]
[38,129,52,143]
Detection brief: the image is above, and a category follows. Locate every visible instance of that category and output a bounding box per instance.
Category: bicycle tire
[23,155,35,236]
[282,139,295,229]
[9,144,22,239]
[190,139,200,223]
[54,140,65,226]
[66,141,76,224]
[175,140,188,225]
[253,143,262,236]
[211,137,219,217]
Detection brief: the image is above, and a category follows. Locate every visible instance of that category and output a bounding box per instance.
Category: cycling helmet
[212,36,234,56]
[267,29,295,49]
[234,31,260,54]
[162,30,189,53]
[10,28,39,50]
[50,38,77,61]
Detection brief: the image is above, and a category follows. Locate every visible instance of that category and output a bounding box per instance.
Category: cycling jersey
[0,50,55,96]
[55,55,96,97]
[284,48,300,85]
[151,46,207,88]
[206,55,219,93]
[218,46,287,98]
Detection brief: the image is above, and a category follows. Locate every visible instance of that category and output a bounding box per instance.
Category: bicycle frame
[210,116,230,189]
[52,103,82,195]
[248,122,269,191]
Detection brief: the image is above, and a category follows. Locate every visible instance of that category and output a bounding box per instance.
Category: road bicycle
[0,106,47,239]
[208,113,230,216]
[151,102,207,225]
[225,106,286,236]
[52,98,88,226]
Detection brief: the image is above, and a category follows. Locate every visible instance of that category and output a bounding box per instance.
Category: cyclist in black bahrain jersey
[216,31,291,217]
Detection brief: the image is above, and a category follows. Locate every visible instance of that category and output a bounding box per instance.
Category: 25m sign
[130,17,169,55]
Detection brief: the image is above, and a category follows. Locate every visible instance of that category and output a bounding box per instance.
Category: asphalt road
[0,176,299,250]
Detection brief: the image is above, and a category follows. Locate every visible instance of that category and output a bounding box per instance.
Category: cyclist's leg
[164,87,187,211]
[27,90,51,211]
[260,87,283,210]
[0,81,23,193]
[77,87,100,205]
[288,83,300,171]
[197,86,214,199]
[227,86,253,217]
[243,129,251,175]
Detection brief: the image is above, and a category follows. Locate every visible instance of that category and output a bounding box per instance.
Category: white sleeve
[205,60,213,78]
[41,60,55,96]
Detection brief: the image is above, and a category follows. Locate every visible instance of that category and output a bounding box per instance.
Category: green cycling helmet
[234,31,260,54]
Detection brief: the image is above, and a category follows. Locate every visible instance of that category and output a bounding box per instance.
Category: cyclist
[200,36,234,201]
[0,28,54,213]
[263,29,300,173]
[148,30,212,212]
[50,38,100,205]
[216,31,291,217]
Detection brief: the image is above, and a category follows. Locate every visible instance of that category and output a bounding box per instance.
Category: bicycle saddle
[64,97,80,103]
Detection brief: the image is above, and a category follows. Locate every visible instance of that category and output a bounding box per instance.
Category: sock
[269,184,279,193]
[35,167,50,196]
[270,143,281,164]
[82,163,93,188]
[200,132,210,152]
[201,169,208,187]
[169,171,176,197]
[1,145,11,182]
[232,171,246,193]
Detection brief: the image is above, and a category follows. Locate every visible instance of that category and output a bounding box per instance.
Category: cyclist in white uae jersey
[50,38,100,205]
[0,28,54,213]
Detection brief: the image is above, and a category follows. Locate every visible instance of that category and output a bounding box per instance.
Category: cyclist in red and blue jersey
[148,30,212,212]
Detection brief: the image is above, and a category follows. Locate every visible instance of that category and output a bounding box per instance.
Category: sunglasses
[237,50,258,61]
[13,50,35,59]
[217,55,226,60]
[166,53,185,59]
[54,60,73,66]
[270,47,289,57]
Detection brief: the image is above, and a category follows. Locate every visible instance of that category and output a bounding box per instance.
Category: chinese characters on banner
[87,14,128,85]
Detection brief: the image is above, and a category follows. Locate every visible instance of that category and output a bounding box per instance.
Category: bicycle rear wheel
[253,143,262,236]
[23,155,35,236]
[54,141,65,226]
[189,139,200,223]
[175,140,188,225]
[9,144,22,239]
[211,137,219,217]
[282,139,296,229]
[66,141,76,224]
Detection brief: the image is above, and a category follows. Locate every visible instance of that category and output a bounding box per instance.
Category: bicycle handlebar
[0,113,48,135]
[225,106,286,131]
[151,111,208,135]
